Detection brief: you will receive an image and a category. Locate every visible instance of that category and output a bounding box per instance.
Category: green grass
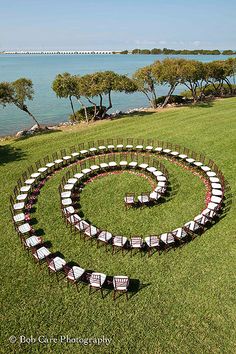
[1,98,236,354]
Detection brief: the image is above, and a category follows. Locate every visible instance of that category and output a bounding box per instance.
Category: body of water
[0,54,235,136]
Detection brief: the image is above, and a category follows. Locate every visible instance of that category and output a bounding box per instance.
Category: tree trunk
[77,98,89,124]
[69,96,76,119]
[87,98,97,121]
[141,90,152,107]
[161,84,177,108]
[21,105,40,127]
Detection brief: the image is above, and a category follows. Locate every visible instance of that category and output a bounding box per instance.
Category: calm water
[0,54,235,136]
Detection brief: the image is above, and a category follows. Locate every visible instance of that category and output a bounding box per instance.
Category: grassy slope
[0,98,236,354]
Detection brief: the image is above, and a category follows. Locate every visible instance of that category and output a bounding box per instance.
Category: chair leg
[101,288,103,299]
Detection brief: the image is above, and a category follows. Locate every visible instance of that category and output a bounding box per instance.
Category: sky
[0,0,235,51]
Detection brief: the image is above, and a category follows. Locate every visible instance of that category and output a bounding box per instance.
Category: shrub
[180,84,236,99]
[155,95,186,105]
[69,106,107,123]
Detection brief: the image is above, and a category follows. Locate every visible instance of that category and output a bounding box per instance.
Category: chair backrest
[126,138,133,145]
[136,138,144,145]
[90,274,102,287]
[27,165,34,175]
[78,143,84,151]
[113,277,129,290]
[116,138,123,145]
[70,145,76,153]
[60,149,66,157]
[52,152,58,160]
[35,160,41,169]
[43,155,49,164]
[98,139,105,146]
[107,138,114,145]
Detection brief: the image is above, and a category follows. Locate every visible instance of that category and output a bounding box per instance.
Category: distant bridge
[1,50,114,55]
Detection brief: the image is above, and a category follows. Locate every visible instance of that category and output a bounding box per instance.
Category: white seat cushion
[157,176,166,182]
[170,151,179,156]
[184,221,200,231]
[54,159,63,164]
[138,195,149,203]
[150,191,160,200]
[139,163,148,169]
[146,167,156,173]
[89,147,97,152]
[207,171,216,177]
[210,196,222,204]
[202,208,216,219]
[18,223,31,234]
[71,152,79,157]
[124,196,134,204]
[49,257,66,271]
[172,227,187,239]
[61,191,71,198]
[136,145,143,149]
[74,173,84,179]
[108,145,115,149]
[64,184,74,190]
[126,144,133,149]
[186,158,195,163]
[194,161,203,167]
[25,178,35,185]
[113,236,127,247]
[90,272,106,287]
[98,231,113,242]
[61,198,72,206]
[108,162,117,167]
[100,163,108,168]
[31,172,41,178]
[64,206,75,214]
[80,150,88,154]
[201,166,211,172]
[157,181,166,187]
[145,236,159,247]
[90,165,100,170]
[82,168,91,174]
[120,161,128,166]
[75,220,90,231]
[63,155,71,160]
[25,235,41,247]
[13,202,24,210]
[146,146,153,150]
[154,147,162,152]
[98,145,106,150]
[163,149,171,153]
[84,225,98,237]
[129,161,137,167]
[207,202,219,210]
[13,213,25,222]
[20,185,31,192]
[38,167,47,173]
[211,182,222,189]
[160,233,175,244]
[46,162,55,168]
[16,194,28,201]
[68,178,78,184]
[153,170,163,176]
[116,144,123,148]
[67,266,85,281]
[194,214,209,225]
[209,177,220,183]
[212,189,223,196]
[34,246,50,260]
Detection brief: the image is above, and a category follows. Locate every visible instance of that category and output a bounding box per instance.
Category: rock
[15,130,28,138]
[29,124,39,131]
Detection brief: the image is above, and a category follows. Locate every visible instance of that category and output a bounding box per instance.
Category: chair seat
[67,266,85,281]
[130,238,143,248]
[186,158,195,163]
[84,225,98,237]
[145,236,160,247]
[20,185,31,192]
[210,196,222,204]
[34,246,51,260]
[160,233,175,244]
[150,191,161,200]
[98,231,113,242]
[157,181,166,187]
[194,214,209,225]
[13,202,25,210]
[184,221,200,231]
[129,161,138,167]
[172,228,187,239]
[201,166,211,172]
[126,144,133,149]
[26,235,42,247]
[67,214,81,224]
[120,161,128,166]
[63,155,71,160]
[46,162,55,168]
[154,147,162,152]
[108,162,117,167]
[146,146,153,150]
[211,182,222,189]
[61,191,71,198]
[157,176,166,182]
[74,173,84,179]
[64,206,75,214]
[207,202,219,210]
[113,236,127,247]
[139,163,148,169]
[207,171,217,177]
[212,189,223,196]
[153,170,163,176]
[136,145,143,149]
[90,272,106,287]
[82,168,91,174]
[75,220,90,231]
[163,149,171,153]
[16,194,28,201]
[147,167,157,173]
[116,144,123,148]
[170,151,179,156]
[209,177,220,183]
[138,195,150,203]
[64,184,74,190]
[68,178,78,184]
[49,257,66,271]
[71,152,79,157]
[113,276,129,290]
[61,198,72,206]
[202,208,216,219]
[108,145,115,149]
[25,178,35,185]
[89,147,97,152]
[90,165,100,170]
[13,213,25,222]
[31,172,41,178]
[178,154,187,159]
[194,161,203,167]
[38,167,47,173]
[100,163,108,168]
[124,196,135,204]
[80,150,88,154]
[98,145,106,150]
[18,223,31,234]
[55,159,63,164]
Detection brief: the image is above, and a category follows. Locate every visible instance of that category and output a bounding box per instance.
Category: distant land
[1,48,236,55]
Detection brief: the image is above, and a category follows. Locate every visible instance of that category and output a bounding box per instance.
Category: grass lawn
[1,98,236,354]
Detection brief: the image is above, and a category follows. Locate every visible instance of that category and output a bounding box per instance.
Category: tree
[0,78,40,127]
[133,65,158,108]
[152,58,185,107]
[52,73,78,119]
[179,60,205,102]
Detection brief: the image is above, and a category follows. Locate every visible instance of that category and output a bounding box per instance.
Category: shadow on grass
[0,144,27,165]
[189,101,214,109]
[110,111,155,121]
